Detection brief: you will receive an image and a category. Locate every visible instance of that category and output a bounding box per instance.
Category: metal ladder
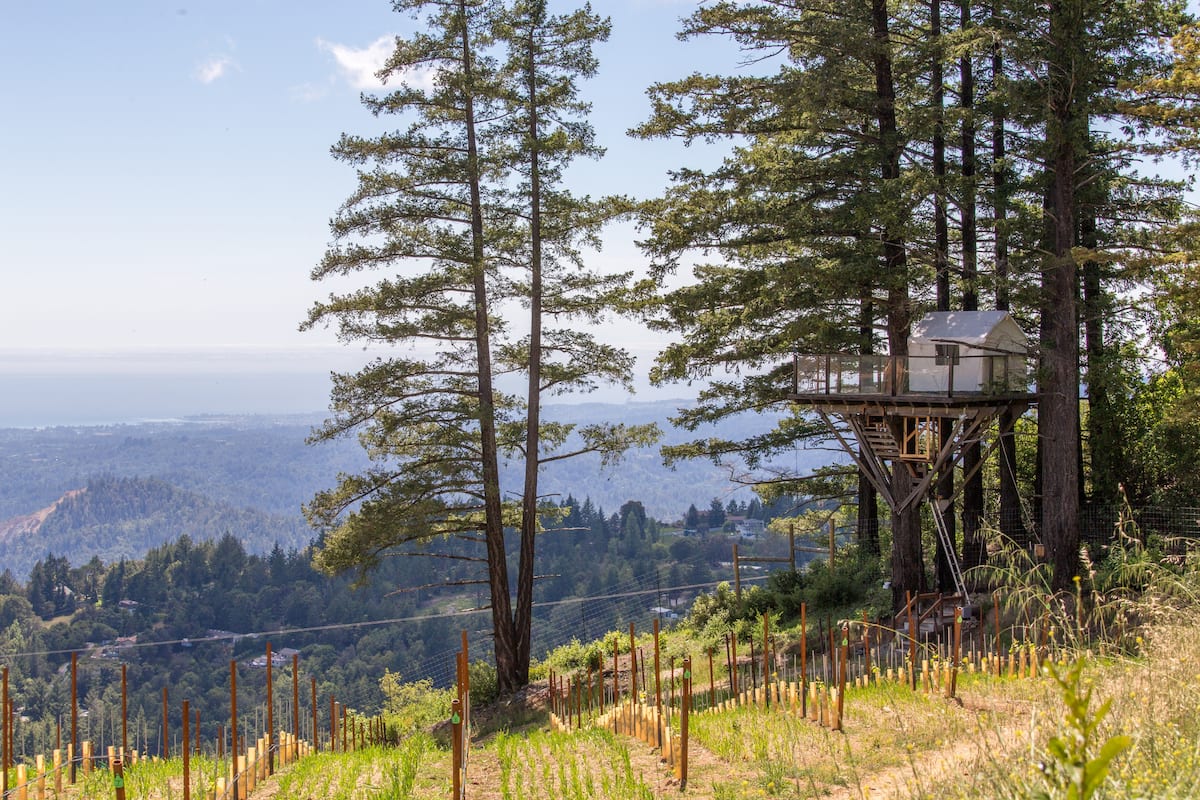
[930,496,970,604]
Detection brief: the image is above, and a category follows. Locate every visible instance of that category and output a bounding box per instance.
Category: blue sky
[0,0,735,388]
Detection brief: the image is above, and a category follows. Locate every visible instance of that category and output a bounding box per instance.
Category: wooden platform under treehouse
[789,312,1036,464]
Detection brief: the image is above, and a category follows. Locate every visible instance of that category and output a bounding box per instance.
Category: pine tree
[492,0,657,685]
[303,0,524,689]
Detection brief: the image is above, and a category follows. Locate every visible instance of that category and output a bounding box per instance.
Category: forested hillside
[0,406,813,578]
[0,492,810,759]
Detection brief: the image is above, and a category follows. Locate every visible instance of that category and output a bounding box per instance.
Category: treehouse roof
[909,311,1026,354]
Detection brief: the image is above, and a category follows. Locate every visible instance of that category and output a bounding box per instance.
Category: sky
[0,0,739,413]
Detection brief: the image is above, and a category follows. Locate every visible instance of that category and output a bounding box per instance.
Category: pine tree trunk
[515,16,543,689]
[459,0,518,693]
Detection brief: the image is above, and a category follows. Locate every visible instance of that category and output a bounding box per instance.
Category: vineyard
[8,571,1199,800]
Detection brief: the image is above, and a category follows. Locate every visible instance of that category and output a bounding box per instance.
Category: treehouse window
[935,344,960,366]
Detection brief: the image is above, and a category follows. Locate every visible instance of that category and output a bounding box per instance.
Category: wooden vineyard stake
[613,637,620,704]
[629,623,638,702]
[862,610,871,679]
[330,697,337,753]
[762,613,771,708]
[679,657,691,790]
[461,629,470,738]
[733,542,741,599]
[653,618,662,745]
[948,607,963,699]
[835,623,849,731]
[120,664,127,761]
[827,621,835,685]
[2,666,7,799]
[182,700,190,800]
[266,642,273,775]
[292,654,300,761]
[708,649,716,710]
[749,637,757,693]
[311,678,318,753]
[724,634,733,702]
[162,686,170,759]
[669,657,675,712]
[230,661,239,800]
[730,635,738,700]
[993,592,1002,676]
[800,603,808,718]
[70,652,78,784]
[908,592,918,690]
[112,758,126,800]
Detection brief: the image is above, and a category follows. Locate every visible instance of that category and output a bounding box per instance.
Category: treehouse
[908,311,1028,394]
[789,311,1037,602]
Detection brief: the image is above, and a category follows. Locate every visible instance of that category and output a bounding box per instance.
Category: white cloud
[195,55,236,84]
[317,35,395,90]
[317,35,438,92]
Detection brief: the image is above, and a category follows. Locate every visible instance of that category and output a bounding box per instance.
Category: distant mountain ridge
[0,476,309,580]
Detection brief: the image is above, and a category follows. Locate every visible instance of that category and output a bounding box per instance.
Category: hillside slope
[0,476,308,578]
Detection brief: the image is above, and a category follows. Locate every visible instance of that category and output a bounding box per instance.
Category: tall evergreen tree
[306,0,644,692]
[492,0,656,686]
[304,0,521,689]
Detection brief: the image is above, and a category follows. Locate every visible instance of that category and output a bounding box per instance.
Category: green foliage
[697,554,887,630]
[683,581,743,649]
[380,670,455,736]
[468,659,500,707]
[1032,659,1133,800]
[532,637,605,678]
[6,476,310,583]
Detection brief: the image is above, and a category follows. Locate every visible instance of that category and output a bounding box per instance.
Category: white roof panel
[910,311,1024,350]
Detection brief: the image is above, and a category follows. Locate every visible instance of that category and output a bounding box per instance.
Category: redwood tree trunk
[872,0,921,609]
[991,16,1028,546]
[1041,0,1083,592]
[959,0,986,577]
[932,0,958,594]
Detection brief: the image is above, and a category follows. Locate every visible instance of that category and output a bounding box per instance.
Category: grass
[274,734,444,800]
[48,754,225,799]
[495,728,655,800]
[689,666,1046,798]
[61,522,1192,799]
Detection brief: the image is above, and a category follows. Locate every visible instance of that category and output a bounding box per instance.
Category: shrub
[468,659,499,706]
